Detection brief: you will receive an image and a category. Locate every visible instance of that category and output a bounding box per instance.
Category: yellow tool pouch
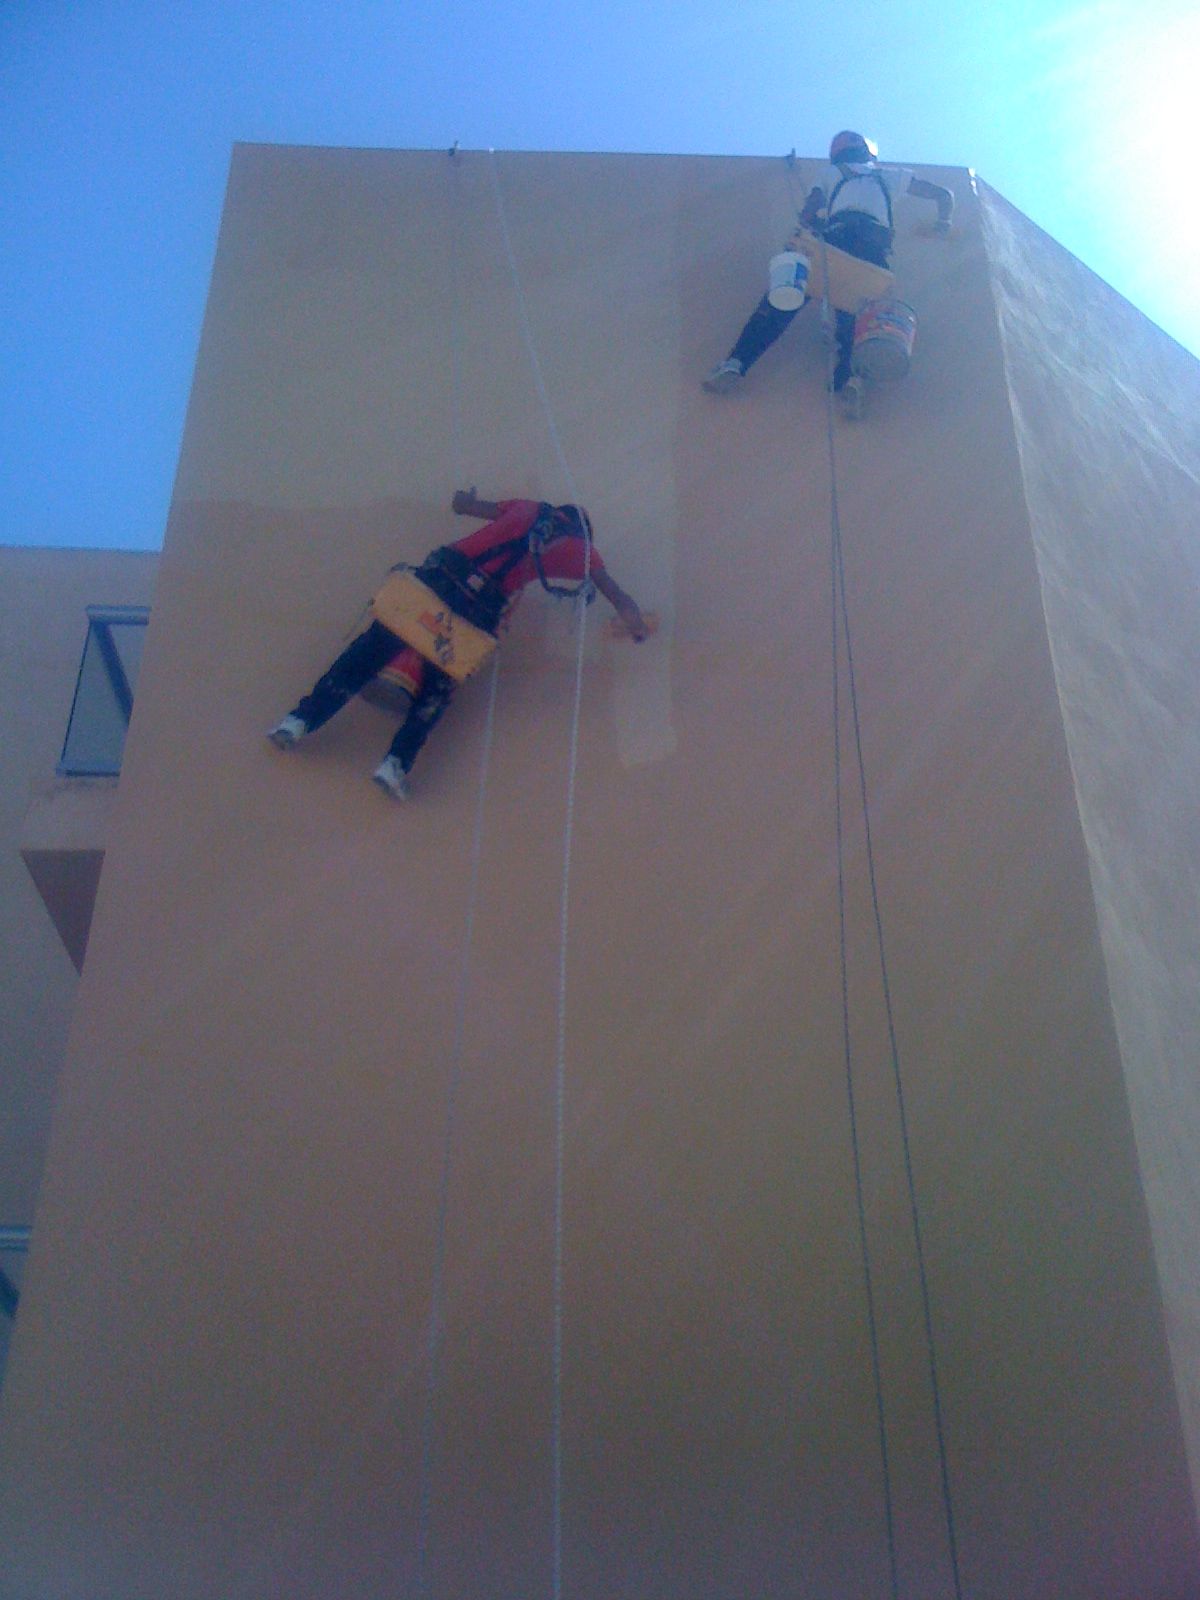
[370,570,498,683]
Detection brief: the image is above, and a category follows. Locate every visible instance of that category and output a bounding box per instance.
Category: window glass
[59,609,149,777]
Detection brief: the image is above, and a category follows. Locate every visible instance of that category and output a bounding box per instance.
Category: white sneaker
[840,375,866,420]
[703,358,744,394]
[267,713,307,749]
[372,755,411,801]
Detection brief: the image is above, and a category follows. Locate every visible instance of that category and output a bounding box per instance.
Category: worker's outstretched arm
[452,487,503,519]
[593,570,650,641]
[908,177,954,232]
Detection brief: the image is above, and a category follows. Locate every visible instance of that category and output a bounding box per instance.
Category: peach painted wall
[0,546,156,1387]
[0,149,1194,1598]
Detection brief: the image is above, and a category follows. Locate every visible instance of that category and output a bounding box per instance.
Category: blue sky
[3,0,1197,550]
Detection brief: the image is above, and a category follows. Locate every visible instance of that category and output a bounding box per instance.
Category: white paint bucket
[851,298,918,380]
[767,251,811,311]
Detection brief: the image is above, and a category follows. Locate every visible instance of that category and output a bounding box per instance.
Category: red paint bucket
[852,298,917,381]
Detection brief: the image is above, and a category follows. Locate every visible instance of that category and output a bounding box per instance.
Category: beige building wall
[981,181,1200,1526]
[0,547,157,1382]
[0,147,1196,1598]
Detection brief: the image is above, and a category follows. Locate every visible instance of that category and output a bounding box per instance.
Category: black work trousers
[291,620,455,772]
[727,215,892,388]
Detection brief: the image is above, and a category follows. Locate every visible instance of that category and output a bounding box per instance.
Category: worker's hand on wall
[615,596,650,641]
[452,488,503,519]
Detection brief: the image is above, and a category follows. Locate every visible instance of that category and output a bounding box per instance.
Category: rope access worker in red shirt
[704,130,954,414]
[268,490,649,800]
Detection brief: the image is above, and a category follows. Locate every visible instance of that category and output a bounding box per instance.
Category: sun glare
[1038,2,1199,329]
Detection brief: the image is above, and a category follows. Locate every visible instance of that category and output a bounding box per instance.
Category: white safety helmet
[830,130,879,165]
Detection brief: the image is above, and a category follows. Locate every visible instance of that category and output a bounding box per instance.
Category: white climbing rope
[416,651,500,1600]
[415,145,505,1600]
[488,146,593,1600]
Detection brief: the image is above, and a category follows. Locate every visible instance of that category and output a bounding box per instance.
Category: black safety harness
[825,169,895,254]
[412,504,592,636]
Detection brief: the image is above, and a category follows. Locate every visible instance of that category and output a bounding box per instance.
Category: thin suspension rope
[487,154,582,508]
[829,441,965,1600]
[818,232,900,1600]
[415,145,504,1600]
[416,655,500,1597]
[816,223,964,1599]
[445,145,467,506]
[488,147,593,1600]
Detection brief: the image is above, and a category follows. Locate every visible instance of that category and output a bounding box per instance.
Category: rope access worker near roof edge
[704,131,954,406]
[267,491,650,801]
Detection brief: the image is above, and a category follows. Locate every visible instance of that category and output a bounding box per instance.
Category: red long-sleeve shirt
[380,500,605,694]
[450,499,606,595]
